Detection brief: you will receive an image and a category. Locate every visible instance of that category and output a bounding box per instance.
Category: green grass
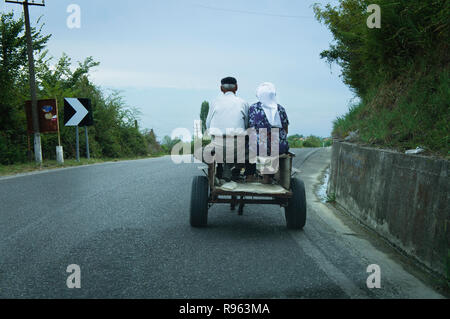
[333,65,449,158]
[0,154,166,177]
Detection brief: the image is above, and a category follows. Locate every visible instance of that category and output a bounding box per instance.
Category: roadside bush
[314,0,449,156]
[0,13,162,163]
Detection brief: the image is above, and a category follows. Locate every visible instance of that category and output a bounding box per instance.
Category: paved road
[0,149,443,298]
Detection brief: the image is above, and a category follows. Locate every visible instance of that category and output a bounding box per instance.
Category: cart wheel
[285,178,307,230]
[190,176,209,228]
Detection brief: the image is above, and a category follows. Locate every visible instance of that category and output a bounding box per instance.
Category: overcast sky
[1,0,354,140]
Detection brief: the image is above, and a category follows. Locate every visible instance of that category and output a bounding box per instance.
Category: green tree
[161,135,182,154]
[314,0,449,97]
[0,12,50,164]
[144,129,163,155]
[200,101,210,133]
[0,12,160,164]
[303,136,322,148]
[288,134,304,148]
[314,0,449,154]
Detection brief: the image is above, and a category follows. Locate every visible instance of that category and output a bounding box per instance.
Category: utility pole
[5,0,45,164]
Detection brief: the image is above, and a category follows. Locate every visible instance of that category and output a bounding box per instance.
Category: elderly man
[206,77,250,182]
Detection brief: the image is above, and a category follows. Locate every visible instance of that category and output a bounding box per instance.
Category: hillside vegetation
[0,13,162,165]
[314,0,449,156]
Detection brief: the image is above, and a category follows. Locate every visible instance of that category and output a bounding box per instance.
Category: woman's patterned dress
[248,102,290,156]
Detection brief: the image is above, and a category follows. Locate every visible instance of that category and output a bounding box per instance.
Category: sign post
[75,126,80,162]
[85,127,90,160]
[25,99,61,162]
[64,98,94,162]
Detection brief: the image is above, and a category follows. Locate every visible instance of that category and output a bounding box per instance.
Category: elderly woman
[248,82,290,182]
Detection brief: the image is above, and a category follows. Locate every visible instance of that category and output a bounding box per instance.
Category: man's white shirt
[206,92,249,137]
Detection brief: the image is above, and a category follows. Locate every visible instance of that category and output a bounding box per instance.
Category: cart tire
[190,176,209,228]
[285,178,307,230]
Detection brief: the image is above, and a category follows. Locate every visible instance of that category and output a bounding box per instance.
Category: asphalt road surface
[0,148,444,298]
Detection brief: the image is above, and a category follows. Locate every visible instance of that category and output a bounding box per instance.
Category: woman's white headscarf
[256,82,282,128]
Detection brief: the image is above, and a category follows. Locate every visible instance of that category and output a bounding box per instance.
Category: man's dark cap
[221,77,237,85]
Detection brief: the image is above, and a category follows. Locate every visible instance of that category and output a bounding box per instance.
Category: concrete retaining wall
[328,142,449,278]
